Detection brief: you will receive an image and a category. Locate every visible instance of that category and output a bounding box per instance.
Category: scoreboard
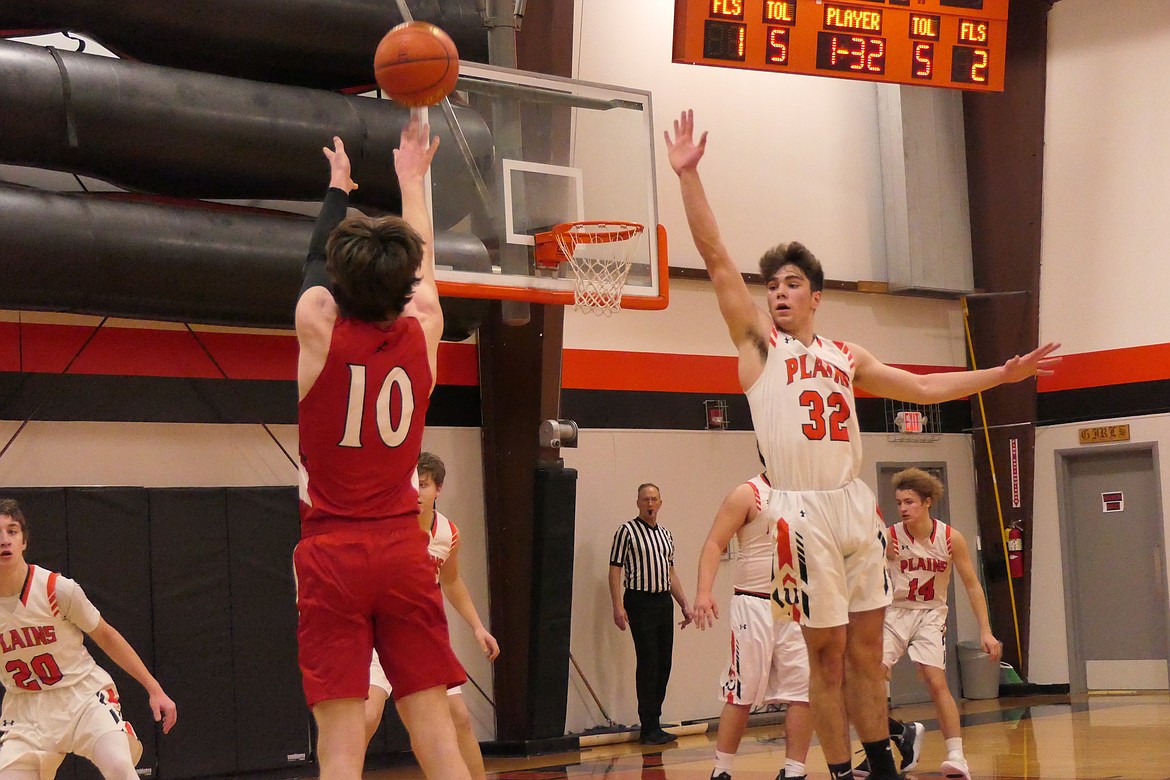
[673,0,1008,92]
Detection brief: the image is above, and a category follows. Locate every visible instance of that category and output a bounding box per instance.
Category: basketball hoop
[534,221,645,315]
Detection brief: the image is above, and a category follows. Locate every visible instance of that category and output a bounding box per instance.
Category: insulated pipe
[0,39,494,230]
[0,184,491,340]
[0,0,488,91]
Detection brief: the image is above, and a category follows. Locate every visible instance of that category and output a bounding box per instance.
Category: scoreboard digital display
[674,0,1008,92]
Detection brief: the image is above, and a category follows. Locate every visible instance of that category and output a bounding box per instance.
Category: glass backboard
[428,62,667,310]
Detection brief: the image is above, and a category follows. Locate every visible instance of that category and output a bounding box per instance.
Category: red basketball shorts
[294,520,465,707]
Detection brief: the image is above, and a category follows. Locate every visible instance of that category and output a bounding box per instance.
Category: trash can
[957,641,1000,700]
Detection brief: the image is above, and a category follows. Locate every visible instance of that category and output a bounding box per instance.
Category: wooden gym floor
[365,692,1170,779]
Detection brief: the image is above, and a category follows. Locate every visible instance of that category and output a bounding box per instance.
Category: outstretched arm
[295,135,355,398]
[851,340,1061,404]
[950,529,1002,661]
[694,483,753,630]
[88,619,178,734]
[396,113,443,393]
[665,110,771,352]
[439,547,500,661]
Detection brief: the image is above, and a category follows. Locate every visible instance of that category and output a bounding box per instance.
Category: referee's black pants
[623,589,675,734]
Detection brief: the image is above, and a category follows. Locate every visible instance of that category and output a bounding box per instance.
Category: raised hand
[1001,341,1062,383]
[663,109,708,175]
[322,136,358,192]
[394,111,440,187]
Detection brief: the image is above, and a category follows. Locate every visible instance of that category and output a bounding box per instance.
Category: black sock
[888,717,904,739]
[827,760,854,780]
[861,739,899,778]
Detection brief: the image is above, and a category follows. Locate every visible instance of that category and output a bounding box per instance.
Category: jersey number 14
[906,576,936,602]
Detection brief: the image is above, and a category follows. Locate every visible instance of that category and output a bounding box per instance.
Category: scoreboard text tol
[674,0,1008,92]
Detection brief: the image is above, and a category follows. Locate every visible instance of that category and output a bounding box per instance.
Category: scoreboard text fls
[674,0,1009,92]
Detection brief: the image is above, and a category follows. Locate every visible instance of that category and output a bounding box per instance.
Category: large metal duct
[0,184,491,340]
[0,0,488,90]
[0,39,494,230]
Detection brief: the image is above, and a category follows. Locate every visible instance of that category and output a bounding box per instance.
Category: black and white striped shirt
[609,517,675,593]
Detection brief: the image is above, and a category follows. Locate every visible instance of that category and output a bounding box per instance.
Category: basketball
[373,21,459,108]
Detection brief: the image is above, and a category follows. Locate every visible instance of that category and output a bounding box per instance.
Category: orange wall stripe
[10,319,1159,395]
[1037,343,1170,393]
[563,349,742,393]
[563,349,960,395]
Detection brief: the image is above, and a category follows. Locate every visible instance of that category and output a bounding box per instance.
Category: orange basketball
[373,21,459,107]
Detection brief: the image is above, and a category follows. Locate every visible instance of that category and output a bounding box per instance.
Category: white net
[555,222,644,315]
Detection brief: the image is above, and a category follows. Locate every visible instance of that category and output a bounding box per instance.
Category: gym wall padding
[526,466,578,739]
[64,489,159,779]
[148,489,234,779]
[225,489,310,772]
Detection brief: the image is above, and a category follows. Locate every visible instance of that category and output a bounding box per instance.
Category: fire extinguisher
[1007,522,1024,579]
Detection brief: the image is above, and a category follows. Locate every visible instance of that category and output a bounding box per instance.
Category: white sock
[784,758,806,778]
[714,750,735,774]
[945,736,964,761]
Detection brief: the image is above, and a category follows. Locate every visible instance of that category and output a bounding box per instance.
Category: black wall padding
[0,0,489,91]
[527,466,577,739]
[225,488,310,772]
[0,39,494,230]
[148,489,235,779]
[0,183,491,338]
[65,488,158,779]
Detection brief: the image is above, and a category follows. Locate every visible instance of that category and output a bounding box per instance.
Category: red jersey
[298,315,431,536]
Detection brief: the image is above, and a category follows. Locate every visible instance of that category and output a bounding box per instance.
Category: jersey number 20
[799,390,851,441]
[6,653,64,691]
[338,364,414,448]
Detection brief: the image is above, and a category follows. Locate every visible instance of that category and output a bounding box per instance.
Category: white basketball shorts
[0,668,142,775]
[718,593,809,706]
[883,604,949,670]
[769,478,892,629]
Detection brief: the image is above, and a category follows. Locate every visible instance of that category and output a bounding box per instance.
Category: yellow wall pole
[960,296,1024,670]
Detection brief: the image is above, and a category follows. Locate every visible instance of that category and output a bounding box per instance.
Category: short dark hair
[418,451,446,487]
[0,498,28,543]
[637,483,660,497]
[326,214,424,322]
[892,468,945,504]
[759,241,824,293]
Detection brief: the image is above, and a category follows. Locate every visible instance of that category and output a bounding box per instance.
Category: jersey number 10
[338,364,415,448]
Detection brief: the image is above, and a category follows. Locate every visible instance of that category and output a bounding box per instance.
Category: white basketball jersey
[427,511,460,582]
[888,520,953,610]
[734,474,774,594]
[0,565,112,695]
[745,329,862,491]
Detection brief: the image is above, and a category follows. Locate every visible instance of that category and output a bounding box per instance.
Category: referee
[608,483,694,746]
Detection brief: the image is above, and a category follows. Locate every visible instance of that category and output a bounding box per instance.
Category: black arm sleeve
[299,187,350,299]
